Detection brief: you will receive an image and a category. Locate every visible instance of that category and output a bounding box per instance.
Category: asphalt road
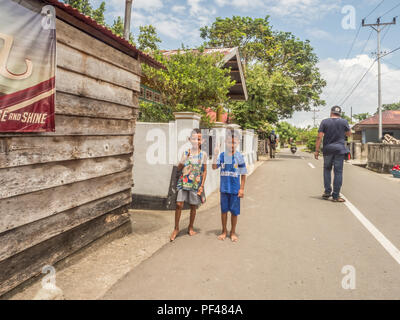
[104,149,400,299]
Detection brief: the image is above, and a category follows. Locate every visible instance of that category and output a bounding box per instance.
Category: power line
[330,30,374,106]
[344,64,377,107]
[381,45,400,58]
[329,0,384,106]
[382,58,400,70]
[339,60,376,106]
[323,24,362,104]
[361,17,397,139]
[365,0,385,19]
[381,24,392,41]
[379,2,400,18]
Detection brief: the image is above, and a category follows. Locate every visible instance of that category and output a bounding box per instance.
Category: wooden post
[216,105,223,122]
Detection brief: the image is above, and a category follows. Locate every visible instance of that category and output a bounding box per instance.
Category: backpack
[270,133,276,144]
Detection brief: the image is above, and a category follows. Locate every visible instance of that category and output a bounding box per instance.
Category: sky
[91,0,400,127]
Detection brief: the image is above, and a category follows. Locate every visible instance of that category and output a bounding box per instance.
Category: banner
[0,0,56,132]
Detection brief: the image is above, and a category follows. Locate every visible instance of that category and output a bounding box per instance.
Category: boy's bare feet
[230,232,238,242]
[170,228,179,241]
[218,232,227,240]
[188,228,197,236]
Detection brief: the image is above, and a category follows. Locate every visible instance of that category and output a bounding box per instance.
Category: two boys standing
[170,129,247,243]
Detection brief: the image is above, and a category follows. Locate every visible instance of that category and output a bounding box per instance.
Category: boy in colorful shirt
[170,129,207,241]
[212,129,247,242]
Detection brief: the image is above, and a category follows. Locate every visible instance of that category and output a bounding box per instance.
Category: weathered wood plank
[0,206,130,297]
[56,19,141,76]
[0,115,136,137]
[57,42,141,92]
[0,154,132,200]
[0,190,131,262]
[53,115,134,136]
[0,135,133,169]
[56,68,136,107]
[56,92,137,119]
[0,170,132,234]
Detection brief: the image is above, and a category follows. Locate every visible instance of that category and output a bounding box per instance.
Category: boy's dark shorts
[220,192,240,216]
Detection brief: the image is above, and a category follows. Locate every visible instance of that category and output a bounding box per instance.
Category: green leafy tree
[200,16,276,69]
[305,127,319,152]
[64,0,107,26]
[341,112,353,124]
[110,16,135,45]
[379,101,400,112]
[296,126,312,145]
[353,112,371,122]
[64,0,93,16]
[138,25,161,52]
[201,16,326,130]
[138,101,174,122]
[141,48,235,123]
[92,1,106,25]
[276,121,298,145]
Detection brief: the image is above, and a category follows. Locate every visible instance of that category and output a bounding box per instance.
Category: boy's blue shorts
[220,192,240,216]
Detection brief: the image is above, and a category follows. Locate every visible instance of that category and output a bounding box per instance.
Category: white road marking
[342,195,400,265]
[308,162,315,169]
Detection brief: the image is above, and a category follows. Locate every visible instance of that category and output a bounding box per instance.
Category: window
[145,89,153,101]
[140,86,145,99]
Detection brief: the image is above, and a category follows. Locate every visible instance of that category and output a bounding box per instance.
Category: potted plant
[391,165,400,178]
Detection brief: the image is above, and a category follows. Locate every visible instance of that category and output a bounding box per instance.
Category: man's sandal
[322,193,331,200]
[332,197,346,202]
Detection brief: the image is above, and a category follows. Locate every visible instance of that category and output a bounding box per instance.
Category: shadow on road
[205,229,221,236]
[277,154,302,160]
[309,195,332,202]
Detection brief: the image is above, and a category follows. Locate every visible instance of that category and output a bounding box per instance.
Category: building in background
[353,110,400,143]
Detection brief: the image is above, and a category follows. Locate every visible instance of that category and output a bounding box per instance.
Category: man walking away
[268,130,278,159]
[314,106,351,202]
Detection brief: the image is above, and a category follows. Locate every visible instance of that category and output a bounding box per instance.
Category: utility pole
[350,106,353,124]
[362,17,396,141]
[124,0,133,41]
[312,108,319,127]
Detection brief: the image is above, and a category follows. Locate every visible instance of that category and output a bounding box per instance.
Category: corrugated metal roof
[162,48,236,59]
[356,110,400,126]
[43,0,164,69]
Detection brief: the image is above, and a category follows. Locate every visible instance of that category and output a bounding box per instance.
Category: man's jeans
[323,154,345,199]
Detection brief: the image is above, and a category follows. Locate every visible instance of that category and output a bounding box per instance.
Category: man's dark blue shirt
[318,118,350,155]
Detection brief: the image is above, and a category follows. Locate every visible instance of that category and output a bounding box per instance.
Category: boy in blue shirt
[212,129,247,242]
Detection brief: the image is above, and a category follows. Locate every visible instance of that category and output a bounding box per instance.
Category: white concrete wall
[132,113,258,200]
[132,122,173,197]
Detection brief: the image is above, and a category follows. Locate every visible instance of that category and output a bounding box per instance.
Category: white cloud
[187,0,217,26]
[288,54,400,127]
[306,28,332,39]
[107,0,163,14]
[270,0,342,23]
[129,10,197,41]
[214,0,341,21]
[172,5,186,14]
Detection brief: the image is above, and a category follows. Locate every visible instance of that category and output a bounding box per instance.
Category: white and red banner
[0,0,56,132]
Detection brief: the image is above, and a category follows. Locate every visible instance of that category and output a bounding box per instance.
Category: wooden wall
[0,18,140,296]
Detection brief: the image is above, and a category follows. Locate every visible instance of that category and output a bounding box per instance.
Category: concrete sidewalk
[5,160,265,300]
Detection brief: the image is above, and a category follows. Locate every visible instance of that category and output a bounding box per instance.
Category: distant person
[170,129,207,241]
[212,129,247,242]
[314,106,351,202]
[268,130,278,158]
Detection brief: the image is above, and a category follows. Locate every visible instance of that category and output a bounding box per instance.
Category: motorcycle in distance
[289,137,297,154]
